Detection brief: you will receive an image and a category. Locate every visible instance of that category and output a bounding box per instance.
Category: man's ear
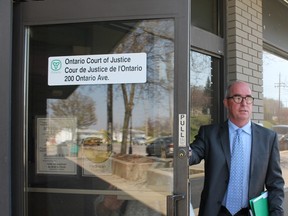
[223,98,228,108]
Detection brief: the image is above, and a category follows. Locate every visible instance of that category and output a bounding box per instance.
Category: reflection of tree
[263,51,288,126]
[107,85,113,146]
[190,52,212,116]
[146,117,171,137]
[190,52,212,141]
[49,92,97,129]
[111,20,174,154]
[264,98,278,123]
[190,51,211,86]
[190,78,212,116]
[279,108,288,124]
[120,84,135,154]
[264,97,288,125]
[203,77,212,114]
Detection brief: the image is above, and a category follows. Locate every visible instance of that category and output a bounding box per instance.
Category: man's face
[223,82,253,126]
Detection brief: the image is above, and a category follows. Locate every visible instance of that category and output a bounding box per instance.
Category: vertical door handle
[167,194,185,216]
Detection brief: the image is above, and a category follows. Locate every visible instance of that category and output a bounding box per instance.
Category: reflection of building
[113,129,146,143]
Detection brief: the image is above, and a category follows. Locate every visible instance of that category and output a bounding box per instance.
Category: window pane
[191,0,220,35]
[263,50,288,191]
[189,51,220,212]
[190,51,220,141]
[263,51,288,128]
[263,0,288,52]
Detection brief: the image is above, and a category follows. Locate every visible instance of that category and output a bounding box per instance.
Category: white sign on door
[48,53,147,86]
[178,114,186,147]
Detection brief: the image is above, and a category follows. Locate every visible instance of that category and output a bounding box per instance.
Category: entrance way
[13,0,191,215]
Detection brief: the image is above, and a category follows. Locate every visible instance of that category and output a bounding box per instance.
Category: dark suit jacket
[189,121,285,216]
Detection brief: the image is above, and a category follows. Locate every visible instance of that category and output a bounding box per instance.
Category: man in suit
[189,81,284,216]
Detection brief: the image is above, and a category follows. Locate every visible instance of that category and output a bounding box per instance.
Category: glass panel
[189,51,220,213]
[26,19,174,216]
[263,50,288,188]
[191,0,220,35]
[263,51,288,130]
[263,0,288,52]
[189,51,220,141]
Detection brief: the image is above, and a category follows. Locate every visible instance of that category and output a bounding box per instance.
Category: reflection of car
[279,134,288,151]
[272,125,288,151]
[272,125,288,140]
[132,137,146,145]
[81,137,103,146]
[146,136,173,158]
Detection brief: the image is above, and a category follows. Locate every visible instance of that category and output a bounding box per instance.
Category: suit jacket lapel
[220,121,231,170]
[248,122,261,198]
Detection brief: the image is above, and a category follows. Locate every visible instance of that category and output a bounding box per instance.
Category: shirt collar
[228,120,252,135]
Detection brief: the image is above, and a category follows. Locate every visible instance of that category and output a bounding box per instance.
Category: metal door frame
[12,0,191,215]
[0,1,12,216]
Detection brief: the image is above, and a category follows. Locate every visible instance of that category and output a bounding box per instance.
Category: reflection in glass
[263,50,288,189]
[190,51,214,141]
[263,51,288,126]
[27,19,174,216]
[191,0,220,35]
[189,51,220,213]
[263,51,288,149]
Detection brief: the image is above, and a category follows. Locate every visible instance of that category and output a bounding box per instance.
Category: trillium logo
[51,59,62,72]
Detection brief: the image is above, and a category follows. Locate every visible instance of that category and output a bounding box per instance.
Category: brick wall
[226,0,264,123]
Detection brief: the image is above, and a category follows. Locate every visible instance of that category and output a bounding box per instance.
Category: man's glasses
[226,95,254,104]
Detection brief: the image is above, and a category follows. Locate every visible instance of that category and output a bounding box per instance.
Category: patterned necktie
[226,128,244,214]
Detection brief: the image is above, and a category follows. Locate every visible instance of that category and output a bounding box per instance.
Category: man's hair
[225,81,250,98]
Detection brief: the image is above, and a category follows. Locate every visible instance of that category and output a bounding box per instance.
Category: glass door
[13,0,191,215]
[27,19,175,216]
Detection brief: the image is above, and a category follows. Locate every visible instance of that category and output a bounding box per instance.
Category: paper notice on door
[36,117,78,175]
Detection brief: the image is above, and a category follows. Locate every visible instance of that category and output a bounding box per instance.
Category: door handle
[167,194,185,216]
